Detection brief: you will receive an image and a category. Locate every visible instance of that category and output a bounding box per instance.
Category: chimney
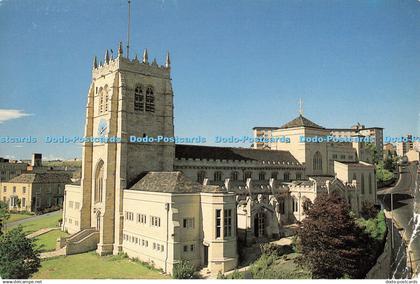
[32,153,42,167]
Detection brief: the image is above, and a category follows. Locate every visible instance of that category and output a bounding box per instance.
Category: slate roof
[129,171,226,194]
[175,144,301,165]
[279,115,324,129]
[7,173,71,184]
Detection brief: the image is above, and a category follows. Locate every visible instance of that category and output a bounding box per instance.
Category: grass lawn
[32,252,169,279]
[34,230,69,252]
[6,212,62,234]
[7,212,34,223]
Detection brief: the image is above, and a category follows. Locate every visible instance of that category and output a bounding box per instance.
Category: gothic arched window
[283,172,290,182]
[145,87,155,112]
[244,171,252,181]
[103,85,109,112]
[231,171,239,181]
[95,160,104,203]
[98,87,104,113]
[313,151,322,172]
[214,171,222,182]
[197,171,206,183]
[134,85,144,111]
[258,172,266,181]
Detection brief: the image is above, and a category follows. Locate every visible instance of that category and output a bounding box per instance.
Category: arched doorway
[254,212,265,238]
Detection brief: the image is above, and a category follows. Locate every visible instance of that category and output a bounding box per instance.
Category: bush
[260,243,293,257]
[36,205,62,215]
[172,260,196,279]
[291,235,302,253]
[360,201,380,220]
[0,226,41,278]
[217,271,226,279]
[357,210,386,241]
[109,252,128,261]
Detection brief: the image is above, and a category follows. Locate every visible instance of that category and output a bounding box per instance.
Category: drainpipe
[164,202,170,274]
[62,190,67,231]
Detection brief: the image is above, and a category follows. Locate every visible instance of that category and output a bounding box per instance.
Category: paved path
[378,162,420,277]
[5,210,62,228]
[40,247,66,259]
[26,227,58,239]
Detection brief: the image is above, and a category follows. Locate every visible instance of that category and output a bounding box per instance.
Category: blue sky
[0,0,419,160]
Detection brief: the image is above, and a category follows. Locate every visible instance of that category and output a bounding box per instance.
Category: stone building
[0,173,71,212]
[396,134,414,157]
[0,158,28,182]
[60,42,378,275]
[253,120,383,164]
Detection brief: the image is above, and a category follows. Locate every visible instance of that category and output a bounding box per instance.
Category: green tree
[296,193,372,279]
[0,226,41,279]
[365,143,378,164]
[172,260,196,279]
[0,201,10,235]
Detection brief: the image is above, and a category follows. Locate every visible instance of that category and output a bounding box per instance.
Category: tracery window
[313,151,322,171]
[134,85,144,111]
[145,87,155,112]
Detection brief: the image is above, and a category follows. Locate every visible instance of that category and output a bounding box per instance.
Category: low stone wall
[366,221,391,279]
[56,228,99,255]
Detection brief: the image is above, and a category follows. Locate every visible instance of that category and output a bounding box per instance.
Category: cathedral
[60,42,377,275]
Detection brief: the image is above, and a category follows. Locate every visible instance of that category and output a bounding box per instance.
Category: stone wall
[366,223,391,279]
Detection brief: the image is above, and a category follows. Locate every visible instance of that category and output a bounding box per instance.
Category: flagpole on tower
[299,98,304,116]
[127,0,131,59]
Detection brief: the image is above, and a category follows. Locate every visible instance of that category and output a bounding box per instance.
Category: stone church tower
[79,43,174,255]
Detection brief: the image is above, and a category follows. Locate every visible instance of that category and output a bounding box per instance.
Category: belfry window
[98,86,109,113]
[98,88,104,113]
[134,85,144,111]
[145,87,155,112]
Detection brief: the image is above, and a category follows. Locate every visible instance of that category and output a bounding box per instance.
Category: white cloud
[0,109,32,123]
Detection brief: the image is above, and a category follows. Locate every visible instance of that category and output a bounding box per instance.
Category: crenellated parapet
[92,42,171,80]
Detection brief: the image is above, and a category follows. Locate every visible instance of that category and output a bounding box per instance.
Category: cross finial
[299,98,304,116]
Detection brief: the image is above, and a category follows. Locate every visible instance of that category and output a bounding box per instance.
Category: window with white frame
[224,209,233,237]
[216,209,221,238]
[137,213,147,224]
[125,211,134,221]
[150,216,161,227]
